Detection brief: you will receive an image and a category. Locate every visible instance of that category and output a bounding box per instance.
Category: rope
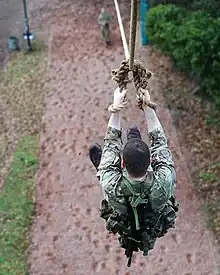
[129,0,138,70]
[109,0,156,113]
[110,59,156,112]
[113,0,130,59]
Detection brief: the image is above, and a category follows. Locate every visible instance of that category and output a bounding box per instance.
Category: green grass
[201,200,220,232]
[0,38,46,189]
[0,135,39,275]
[198,162,220,243]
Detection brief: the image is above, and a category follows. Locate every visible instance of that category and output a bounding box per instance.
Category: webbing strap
[122,176,139,196]
[122,176,149,207]
[132,207,140,230]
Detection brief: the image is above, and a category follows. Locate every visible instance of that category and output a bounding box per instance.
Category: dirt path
[28,1,219,274]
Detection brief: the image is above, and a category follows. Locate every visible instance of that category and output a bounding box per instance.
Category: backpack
[99,172,179,265]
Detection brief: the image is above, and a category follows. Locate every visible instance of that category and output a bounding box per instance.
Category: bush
[146,4,189,52]
[149,0,189,8]
[192,0,220,17]
[146,4,220,108]
[148,0,220,17]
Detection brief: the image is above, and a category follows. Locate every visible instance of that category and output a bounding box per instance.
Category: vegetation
[0,135,39,275]
[146,4,220,243]
[198,163,220,238]
[147,4,220,123]
[0,41,45,185]
[149,0,220,17]
[192,0,220,17]
[0,40,46,274]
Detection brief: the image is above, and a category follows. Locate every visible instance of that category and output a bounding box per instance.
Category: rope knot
[111,60,131,92]
[109,59,156,112]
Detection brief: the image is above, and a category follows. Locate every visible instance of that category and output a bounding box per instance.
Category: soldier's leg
[89,143,102,171]
[105,23,111,44]
[104,26,108,43]
[89,144,109,201]
[126,126,142,141]
[101,26,105,41]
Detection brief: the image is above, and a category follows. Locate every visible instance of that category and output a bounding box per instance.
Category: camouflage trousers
[101,23,110,44]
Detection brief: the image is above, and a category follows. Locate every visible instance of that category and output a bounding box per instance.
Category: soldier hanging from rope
[89,82,179,266]
[97,7,112,45]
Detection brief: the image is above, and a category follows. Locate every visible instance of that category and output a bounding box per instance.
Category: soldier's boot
[89,143,102,171]
[126,126,142,141]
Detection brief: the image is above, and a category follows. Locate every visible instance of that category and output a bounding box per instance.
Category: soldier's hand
[136,88,151,110]
[113,87,127,110]
[142,88,151,106]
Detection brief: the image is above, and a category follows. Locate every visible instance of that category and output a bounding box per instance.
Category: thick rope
[129,0,138,71]
[133,60,156,110]
[108,60,130,113]
[113,0,130,59]
[109,0,156,113]
[109,60,156,112]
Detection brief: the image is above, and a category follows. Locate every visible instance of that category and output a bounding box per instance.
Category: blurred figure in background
[98,8,112,45]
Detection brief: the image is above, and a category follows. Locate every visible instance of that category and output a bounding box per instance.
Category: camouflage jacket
[98,11,112,26]
[97,127,176,214]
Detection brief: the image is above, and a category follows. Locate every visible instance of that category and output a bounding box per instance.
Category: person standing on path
[89,87,178,258]
[97,7,112,45]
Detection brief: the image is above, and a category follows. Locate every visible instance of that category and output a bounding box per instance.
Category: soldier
[97,8,112,45]
[89,87,178,259]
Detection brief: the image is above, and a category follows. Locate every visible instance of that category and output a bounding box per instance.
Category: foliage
[146,4,220,242]
[199,163,220,241]
[148,0,220,17]
[0,135,39,275]
[0,40,45,185]
[146,4,220,112]
[148,0,189,8]
[192,0,220,17]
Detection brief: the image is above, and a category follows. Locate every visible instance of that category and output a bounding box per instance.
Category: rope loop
[109,59,156,113]
[109,0,157,113]
[111,60,131,92]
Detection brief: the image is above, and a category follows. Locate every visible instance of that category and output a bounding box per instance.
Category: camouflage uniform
[97,126,176,211]
[97,10,112,44]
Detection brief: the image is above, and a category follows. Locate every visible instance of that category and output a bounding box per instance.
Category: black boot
[126,126,142,141]
[89,143,102,171]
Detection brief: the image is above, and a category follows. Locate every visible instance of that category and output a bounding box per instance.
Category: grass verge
[0,40,46,186]
[0,38,46,274]
[198,163,220,241]
[0,135,39,275]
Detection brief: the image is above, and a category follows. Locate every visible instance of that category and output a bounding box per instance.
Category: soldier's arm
[143,106,176,211]
[97,113,127,210]
[143,105,162,134]
[107,14,112,23]
[98,14,103,25]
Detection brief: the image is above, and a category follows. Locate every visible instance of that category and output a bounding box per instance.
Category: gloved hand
[108,87,127,113]
[113,87,127,108]
[141,88,151,108]
[136,88,156,111]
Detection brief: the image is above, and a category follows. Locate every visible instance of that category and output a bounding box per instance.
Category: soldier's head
[123,138,150,179]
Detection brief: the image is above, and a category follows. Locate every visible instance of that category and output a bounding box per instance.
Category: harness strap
[132,207,140,230]
[121,173,154,230]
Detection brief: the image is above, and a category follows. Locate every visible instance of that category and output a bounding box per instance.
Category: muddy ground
[0,0,219,274]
